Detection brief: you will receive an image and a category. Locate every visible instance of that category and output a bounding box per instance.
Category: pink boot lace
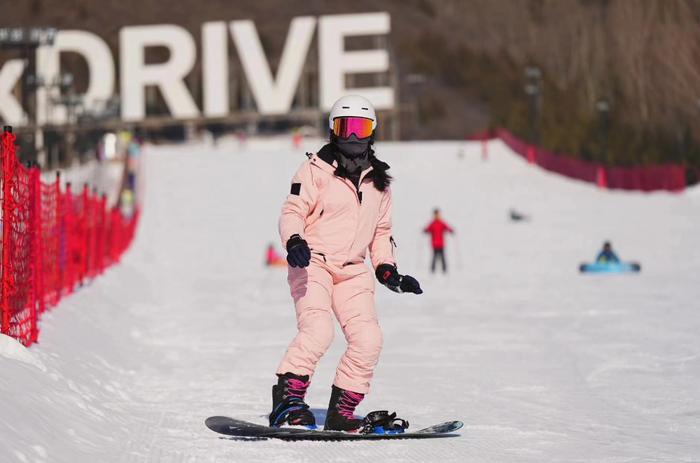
[337,390,364,419]
[285,377,310,399]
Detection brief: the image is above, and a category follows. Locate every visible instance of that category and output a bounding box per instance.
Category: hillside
[2,0,699,168]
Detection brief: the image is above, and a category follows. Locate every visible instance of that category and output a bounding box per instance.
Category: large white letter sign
[0,59,27,126]
[202,21,229,117]
[318,12,393,111]
[230,16,315,115]
[35,30,115,125]
[120,24,199,121]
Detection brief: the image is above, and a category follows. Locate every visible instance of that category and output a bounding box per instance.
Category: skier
[265,243,286,267]
[595,241,620,264]
[423,208,454,273]
[509,208,529,222]
[270,95,423,432]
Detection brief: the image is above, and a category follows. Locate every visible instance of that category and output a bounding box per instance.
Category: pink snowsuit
[277,152,395,394]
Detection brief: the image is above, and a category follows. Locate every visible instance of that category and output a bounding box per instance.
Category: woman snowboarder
[270,95,423,432]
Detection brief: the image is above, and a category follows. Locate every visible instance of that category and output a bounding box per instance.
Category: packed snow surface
[1,137,699,462]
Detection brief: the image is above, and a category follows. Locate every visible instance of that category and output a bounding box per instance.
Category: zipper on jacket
[311,156,369,265]
[341,179,363,264]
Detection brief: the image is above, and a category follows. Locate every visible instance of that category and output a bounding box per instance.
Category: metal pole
[596,99,610,163]
[524,67,542,145]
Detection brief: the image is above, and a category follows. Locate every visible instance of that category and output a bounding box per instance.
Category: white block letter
[318,12,393,111]
[202,21,229,117]
[36,30,115,125]
[230,16,315,115]
[120,24,199,121]
[0,59,27,126]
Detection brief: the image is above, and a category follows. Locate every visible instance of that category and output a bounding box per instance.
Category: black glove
[286,234,311,268]
[375,264,423,294]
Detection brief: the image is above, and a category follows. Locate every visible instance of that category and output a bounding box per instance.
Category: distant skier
[424,209,454,273]
[509,208,529,222]
[265,244,286,267]
[596,241,620,264]
[271,95,422,432]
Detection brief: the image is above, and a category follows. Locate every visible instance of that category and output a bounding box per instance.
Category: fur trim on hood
[317,143,392,192]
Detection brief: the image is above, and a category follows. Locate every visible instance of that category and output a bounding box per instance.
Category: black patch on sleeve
[290,183,301,195]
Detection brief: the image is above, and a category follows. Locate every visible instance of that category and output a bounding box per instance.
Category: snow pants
[277,259,383,394]
[431,248,447,273]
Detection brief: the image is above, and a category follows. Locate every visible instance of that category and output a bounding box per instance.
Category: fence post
[98,194,107,274]
[87,187,95,278]
[1,127,14,335]
[596,166,608,189]
[81,183,89,283]
[55,172,63,304]
[526,145,536,164]
[111,208,122,264]
[29,166,43,342]
[64,182,75,294]
[34,168,46,314]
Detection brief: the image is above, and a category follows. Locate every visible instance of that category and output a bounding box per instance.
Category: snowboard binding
[269,400,316,428]
[360,410,409,435]
[269,373,316,429]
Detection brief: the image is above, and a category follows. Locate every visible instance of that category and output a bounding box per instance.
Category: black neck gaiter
[334,134,371,173]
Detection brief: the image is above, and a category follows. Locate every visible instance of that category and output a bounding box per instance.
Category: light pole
[55,73,82,167]
[405,73,427,137]
[596,99,610,163]
[524,66,542,145]
[0,27,57,166]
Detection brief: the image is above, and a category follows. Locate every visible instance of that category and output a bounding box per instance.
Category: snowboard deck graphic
[205,416,463,441]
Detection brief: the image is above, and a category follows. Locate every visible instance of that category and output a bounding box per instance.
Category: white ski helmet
[328,95,377,131]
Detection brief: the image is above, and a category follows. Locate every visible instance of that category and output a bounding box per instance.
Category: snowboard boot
[323,385,365,432]
[268,372,316,428]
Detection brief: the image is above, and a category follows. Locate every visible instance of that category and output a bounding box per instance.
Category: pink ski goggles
[332,117,374,139]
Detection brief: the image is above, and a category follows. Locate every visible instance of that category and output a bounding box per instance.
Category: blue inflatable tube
[579,262,641,273]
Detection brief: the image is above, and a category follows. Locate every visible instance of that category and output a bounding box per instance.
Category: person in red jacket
[424,209,454,273]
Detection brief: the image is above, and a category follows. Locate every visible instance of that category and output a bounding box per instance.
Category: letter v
[230,17,315,115]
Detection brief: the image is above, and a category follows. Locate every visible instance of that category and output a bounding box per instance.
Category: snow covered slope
[1,137,699,462]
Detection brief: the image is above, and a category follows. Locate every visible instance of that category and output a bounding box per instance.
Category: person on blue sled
[596,241,620,264]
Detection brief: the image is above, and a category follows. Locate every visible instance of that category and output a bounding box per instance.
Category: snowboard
[205,416,463,441]
[579,261,641,273]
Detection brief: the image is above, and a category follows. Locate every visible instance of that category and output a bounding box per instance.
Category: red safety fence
[1,127,139,346]
[473,129,687,192]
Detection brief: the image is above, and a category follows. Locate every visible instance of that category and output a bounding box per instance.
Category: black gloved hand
[399,275,423,294]
[375,264,423,294]
[286,234,311,268]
